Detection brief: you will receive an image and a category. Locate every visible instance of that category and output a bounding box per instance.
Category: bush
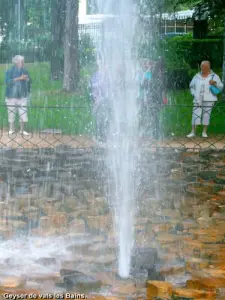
[162,36,223,69]
[160,36,224,89]
[79,33,96,68]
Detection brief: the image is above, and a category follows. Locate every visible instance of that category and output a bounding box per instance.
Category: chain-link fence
[0,104,95,149]
[0,103,225,150]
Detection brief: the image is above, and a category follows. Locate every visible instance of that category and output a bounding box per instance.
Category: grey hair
[201,60,211,67]
[12,55,24,64]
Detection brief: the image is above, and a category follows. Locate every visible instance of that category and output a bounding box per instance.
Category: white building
[79,0,87,18]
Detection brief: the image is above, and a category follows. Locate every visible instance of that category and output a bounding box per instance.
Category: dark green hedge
[162,36,223,69]
[161,36,224,89]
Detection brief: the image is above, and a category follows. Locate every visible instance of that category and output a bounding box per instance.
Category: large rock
[192,268,225,288]
[173,287,216,299]
[192,229,225,243]
[0,276,25,288]
[131,248,158,275]
[215,173,225,184]
[186,258,209,272]
[159,261,185,277]
[69,218,86,233]
[198,171,217,181]
[156,209,181,219]
[186,279,216,291]
[86,215,112,232]
[110,283,137,295]
[61,270,102,292]
[181,238,203,257]
[0,226,14,239]
[146,281,172,299]
[155,233,183,245]
[49,212,68,228]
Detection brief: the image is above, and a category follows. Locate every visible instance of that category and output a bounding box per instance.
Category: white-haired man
[187,61,223,138]
[5,55,31,135]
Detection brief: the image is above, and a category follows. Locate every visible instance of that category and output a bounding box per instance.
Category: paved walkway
[0,132,95,149]
[0,131,225,150]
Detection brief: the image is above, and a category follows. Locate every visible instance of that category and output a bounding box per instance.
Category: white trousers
[192,101,214,126]
[6,98,28,123]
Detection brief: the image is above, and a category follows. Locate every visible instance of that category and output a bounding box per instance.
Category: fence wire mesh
[0,103,225,150]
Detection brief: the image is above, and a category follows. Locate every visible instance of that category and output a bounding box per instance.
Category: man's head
[200,61,211,74]
[12,55,24,68]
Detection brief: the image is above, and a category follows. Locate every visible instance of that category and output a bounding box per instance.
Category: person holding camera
[5,55,31,136]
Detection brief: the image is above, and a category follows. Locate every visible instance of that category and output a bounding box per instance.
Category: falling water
[93,0,140,277]
[18,0,21,43]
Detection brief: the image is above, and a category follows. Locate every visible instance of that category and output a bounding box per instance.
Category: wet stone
[210,153,225,161]
[131,247,158,274]
[215,173,225,184]
[0,276,25,288]
[198,170,218,180]
[32,176,55,183]
[183,164,204,174]
[183,155,207,164]
[173,287,216,299]
[61,270,102,292]
[199,148,214,158]
[146,281,172,299]
[36,257,57,265]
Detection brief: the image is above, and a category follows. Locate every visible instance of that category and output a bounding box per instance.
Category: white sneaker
[19,131,29,136]
[186,132,195,138]
[202,132,208,138]
[8,130,15,135]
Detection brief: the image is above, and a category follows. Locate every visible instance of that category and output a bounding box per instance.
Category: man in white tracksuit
[187,61,223,138]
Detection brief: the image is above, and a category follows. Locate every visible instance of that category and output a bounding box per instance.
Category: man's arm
[5,69,25,85]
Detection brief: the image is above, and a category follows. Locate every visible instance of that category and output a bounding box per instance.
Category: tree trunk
[50,0,66,80]
[222,15,225,95]
[63,0,79,92]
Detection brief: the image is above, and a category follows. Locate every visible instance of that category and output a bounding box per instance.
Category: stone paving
[1,131,225,150]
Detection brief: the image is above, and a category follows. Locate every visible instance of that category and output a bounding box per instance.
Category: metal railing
[0,103,225,150]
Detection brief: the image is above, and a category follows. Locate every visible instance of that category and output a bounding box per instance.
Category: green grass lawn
[0,62,94,135]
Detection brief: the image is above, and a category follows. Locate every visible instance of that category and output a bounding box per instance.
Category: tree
[63,0,79,92]
[50,0,66,80]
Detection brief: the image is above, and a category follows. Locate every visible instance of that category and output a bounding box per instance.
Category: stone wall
[0,145,107,202]
[1,145,225,297]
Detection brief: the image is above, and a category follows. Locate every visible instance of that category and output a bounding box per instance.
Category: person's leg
[202,101,214,137]
[18,98,29,135]
[6,98,17,134]
[187,104,202,137]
